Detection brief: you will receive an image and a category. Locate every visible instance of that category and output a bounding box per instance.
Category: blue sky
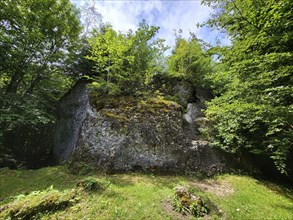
[71,0,229,53]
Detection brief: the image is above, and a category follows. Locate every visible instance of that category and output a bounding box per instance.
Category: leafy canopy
[167,35,212,88]
[86,20,167,96]
[0,0,81,142]
[202,0,293,174]
[86,25,134,95]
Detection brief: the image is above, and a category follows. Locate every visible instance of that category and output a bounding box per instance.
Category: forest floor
[0,166,292,219]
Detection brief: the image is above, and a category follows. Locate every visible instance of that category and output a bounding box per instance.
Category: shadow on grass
[261,181,293,201]
[0,166,82,201]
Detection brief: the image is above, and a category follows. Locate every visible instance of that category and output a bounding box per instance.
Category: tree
[0,0,81,145]
[167,35,212,88]
[202,0,293,174]
[130,20,166,89]
[86,25,134,95]
[86,20,167,96]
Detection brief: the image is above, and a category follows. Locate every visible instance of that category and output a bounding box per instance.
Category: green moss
[0,187,78,220]
[91,96,182,124]
[140,96,181,110]
[91,94,181,112]
[102,111,129,122]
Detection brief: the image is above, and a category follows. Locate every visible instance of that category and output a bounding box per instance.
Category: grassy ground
[0,166,292,219]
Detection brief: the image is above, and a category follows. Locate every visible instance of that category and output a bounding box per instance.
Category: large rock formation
[53,80,90,163]
[53,80,227,175]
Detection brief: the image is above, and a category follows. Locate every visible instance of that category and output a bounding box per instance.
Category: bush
[172,186,208,217]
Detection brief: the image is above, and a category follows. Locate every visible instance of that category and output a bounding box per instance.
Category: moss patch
[102,111,129,122]
[0,187,78,220]
[92,95,180,110]
[94,95,182,123]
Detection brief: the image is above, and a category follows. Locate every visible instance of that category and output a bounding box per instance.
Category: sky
[70,0,229,54]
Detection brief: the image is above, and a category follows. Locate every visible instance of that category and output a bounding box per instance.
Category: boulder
[53,81,227,175]
[70,98,226,175]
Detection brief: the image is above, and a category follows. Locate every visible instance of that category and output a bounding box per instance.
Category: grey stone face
[54,81,227,175]
[53,80,89,163]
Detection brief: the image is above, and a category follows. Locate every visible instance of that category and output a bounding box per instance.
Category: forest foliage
[0,0,81,139]
[167,36,212,89]
[86,20,167,96]
[201,0,293,174]
[0,0,292,175]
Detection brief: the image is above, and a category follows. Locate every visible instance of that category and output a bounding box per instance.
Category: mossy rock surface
[68,94,227,175]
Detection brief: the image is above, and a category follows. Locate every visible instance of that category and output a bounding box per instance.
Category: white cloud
[71,0,228,53]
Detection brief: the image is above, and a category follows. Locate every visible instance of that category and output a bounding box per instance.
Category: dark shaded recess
[0,79,91,169]
[1,124,54,169]
[188,87,200,103]
[233,150,293,184]
[285,149,293,183]
[188,86,213,103]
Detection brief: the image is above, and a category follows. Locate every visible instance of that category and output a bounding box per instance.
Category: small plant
[172,186,208,217]
[77,177,110,191]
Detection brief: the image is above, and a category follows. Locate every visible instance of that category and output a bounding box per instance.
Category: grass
[210,175,293,219]
[1,166,292,219]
